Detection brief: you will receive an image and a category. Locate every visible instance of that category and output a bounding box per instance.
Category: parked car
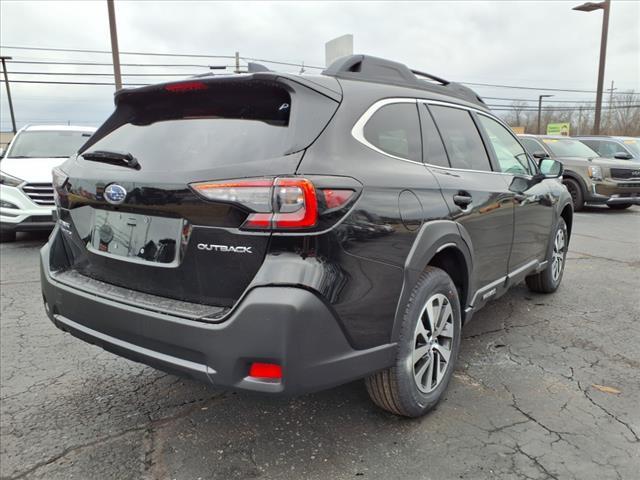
[41,55,572,417]
[518,135,640,210]
[0,125,96,241]
[574,136,640,162]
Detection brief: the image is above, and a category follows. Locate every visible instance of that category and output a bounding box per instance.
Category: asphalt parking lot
[1,206,639,480]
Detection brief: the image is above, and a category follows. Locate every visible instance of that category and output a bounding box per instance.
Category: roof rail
[322,54,486,108]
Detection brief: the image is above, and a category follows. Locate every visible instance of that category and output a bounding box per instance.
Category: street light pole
[107,0,123,90]
[537,94,553,134]
[573,0,610,135]
[0,56,17,134]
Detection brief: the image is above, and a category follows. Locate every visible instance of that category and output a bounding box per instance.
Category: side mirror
[532,151,549,160]
[614,151,633,160]
[539,158,563,178]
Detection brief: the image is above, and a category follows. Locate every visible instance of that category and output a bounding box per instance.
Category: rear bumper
[40,242,395,395]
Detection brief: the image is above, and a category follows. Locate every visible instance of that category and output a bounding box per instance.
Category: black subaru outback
[41,55,572,417]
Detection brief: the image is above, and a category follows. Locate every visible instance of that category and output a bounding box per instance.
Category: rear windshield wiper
[81,150,140,170]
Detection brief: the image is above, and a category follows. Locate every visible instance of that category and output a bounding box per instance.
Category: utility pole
[573,0,610,134]
[235,52,240,74]
[537,95,553,134]
[0,56,17,134]
[107,0,123,90]
[578,106,583,136]
[606,80,616,134]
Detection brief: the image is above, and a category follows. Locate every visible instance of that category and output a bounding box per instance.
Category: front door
[475,114,555,271]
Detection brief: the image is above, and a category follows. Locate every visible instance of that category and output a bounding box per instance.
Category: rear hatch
[55,74,341,308]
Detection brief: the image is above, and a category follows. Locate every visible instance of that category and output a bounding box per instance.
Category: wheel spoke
[424,355,435,390]
[425,298,440,334]
[439,321,454,339]
[434,301,452,336]
[413,344,430,364]
[433,343,451,363]
[414,354,431,387]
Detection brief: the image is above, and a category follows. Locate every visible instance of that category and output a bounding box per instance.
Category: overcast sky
[0,0,638,131]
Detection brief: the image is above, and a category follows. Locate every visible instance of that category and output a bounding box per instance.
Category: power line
[462,81,640,95]
[3,45,639,96]
[0,44,236,59]
[7,60,236,68]
[4,71,207,77]
[3,79,149,86]
[239,56,323,70]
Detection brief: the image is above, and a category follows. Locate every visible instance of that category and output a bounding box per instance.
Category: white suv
[0,125,96,242]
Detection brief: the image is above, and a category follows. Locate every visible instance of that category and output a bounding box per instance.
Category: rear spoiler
[113,72,342,106]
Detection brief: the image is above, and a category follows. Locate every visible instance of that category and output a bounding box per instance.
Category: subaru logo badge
[104,184,127,205]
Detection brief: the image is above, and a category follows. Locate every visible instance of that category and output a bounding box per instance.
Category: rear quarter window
[363,102,422,162]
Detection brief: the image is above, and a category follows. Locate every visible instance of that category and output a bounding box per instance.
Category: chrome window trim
[351,96,537,177]
[350,98,423,166]
[422,100,534,178]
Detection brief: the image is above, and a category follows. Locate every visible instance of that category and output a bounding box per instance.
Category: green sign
[546,123,570,136]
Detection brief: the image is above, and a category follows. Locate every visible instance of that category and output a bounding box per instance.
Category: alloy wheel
[412,293,454,393]
[551,227,566,282]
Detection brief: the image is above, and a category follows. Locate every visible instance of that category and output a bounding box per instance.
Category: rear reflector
[249,362,282,379]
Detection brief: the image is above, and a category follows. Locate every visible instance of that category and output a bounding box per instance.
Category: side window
[599,141,625,157]
[420,105,449,167]
[363,103,422,162]
[477,115,531,175]
[520,137,546,155]
[428,105,492,172]
[580,139,601,154]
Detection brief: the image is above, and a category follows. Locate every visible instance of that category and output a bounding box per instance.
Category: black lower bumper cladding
[40,241,395,395]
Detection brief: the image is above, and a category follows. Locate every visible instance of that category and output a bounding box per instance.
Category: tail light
[190,177,354,231]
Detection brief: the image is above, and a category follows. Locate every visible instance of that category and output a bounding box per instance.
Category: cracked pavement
[1,206,639,480]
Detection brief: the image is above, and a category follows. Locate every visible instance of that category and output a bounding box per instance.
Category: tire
[526,217,568,294]
[365,267,462,417]
[0,230,16,243]
[607,203,632,210]
[563,178,584,212]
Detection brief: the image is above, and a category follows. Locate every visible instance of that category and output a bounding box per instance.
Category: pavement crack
[577,380,639,443]
[514,443,559,480]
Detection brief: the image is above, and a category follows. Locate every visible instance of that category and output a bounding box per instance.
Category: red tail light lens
[249,362,282,379]
[191,177,321,230]
[272,178,317,229]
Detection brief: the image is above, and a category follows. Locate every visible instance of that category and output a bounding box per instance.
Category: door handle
[453,192,473,208]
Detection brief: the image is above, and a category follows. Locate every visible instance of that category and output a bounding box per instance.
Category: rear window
[82,78,336,171]
[8,131,92,158]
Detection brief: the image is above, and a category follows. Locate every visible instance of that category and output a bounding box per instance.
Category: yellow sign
[546,123,570,136]
[511,126,525,134]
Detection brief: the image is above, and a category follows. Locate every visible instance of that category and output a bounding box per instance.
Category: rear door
[476,114,555,270]
[57,76,339,307]
[423,103,515,301]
